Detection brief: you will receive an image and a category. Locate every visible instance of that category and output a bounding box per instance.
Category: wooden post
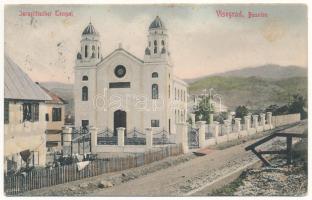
[286,136,293,165]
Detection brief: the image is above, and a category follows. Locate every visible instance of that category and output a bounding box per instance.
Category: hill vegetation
[188,76,307,110]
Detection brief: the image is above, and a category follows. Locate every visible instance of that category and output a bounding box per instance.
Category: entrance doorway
[114,110,127,136]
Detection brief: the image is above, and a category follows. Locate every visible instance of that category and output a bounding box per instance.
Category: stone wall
[195,113,301,149]
[271,113,301,127]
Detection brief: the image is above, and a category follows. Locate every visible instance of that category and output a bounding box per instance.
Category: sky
[4,4,308,83]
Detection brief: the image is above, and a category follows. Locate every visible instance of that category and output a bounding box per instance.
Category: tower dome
[82,22,99,36]
[149,16,166,30]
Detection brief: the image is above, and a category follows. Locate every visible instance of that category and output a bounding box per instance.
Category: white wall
[4,100,48,171]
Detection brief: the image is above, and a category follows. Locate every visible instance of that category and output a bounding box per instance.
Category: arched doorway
[114,110,127,136]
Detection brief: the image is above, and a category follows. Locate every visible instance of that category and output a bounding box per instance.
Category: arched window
[82,86,88,101]
[85,45,88,58]
[82,75,88,81]
[168,85,170,98]
[152,72,158,78]
[177,90,180,100]
[175,110,177,123]
[154,47,157,54]
[161,40,165,46]
[181,111,183,123]
[154,40,157,46]
[98,46,100,58]
[152,84,159,99]
[91,46,95,58]
[175,88,176,100]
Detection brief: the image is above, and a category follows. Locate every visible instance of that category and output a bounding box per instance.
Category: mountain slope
[188,76,307,110]
[185,65,307,83]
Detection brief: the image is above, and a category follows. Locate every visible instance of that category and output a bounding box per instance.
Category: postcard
[3,2,308,197]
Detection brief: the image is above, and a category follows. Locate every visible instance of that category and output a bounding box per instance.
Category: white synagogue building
[74,16,188,135]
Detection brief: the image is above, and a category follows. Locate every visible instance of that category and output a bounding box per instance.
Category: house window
[82,120,89,128]
[52,108,62,121]
[98,46,100,58]
[4,100,9,124]
[152,84,159,99]
[22,103,39,122]
[161,40,165,46]
[151,120,160,127]
[154,47,157,54]
[82,86,88,101]
[45,113,49,121]
[82,75,88,81]
[152,72,158,78]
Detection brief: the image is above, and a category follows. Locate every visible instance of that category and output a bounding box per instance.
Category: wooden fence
[4,144,182,196]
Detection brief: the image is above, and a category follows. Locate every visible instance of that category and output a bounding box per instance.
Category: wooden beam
[251,148,271,166]
[245,134,276,151]
[275,132,307,138]
[258,150,287,155]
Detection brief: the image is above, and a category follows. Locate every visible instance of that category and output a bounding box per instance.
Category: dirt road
[23,121,306,196]
[89,121,306,196]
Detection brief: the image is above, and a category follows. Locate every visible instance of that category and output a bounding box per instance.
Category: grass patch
[208,172,247,196]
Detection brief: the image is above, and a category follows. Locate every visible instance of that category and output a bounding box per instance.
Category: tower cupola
[144,16,170,62]
[76,22,101,65]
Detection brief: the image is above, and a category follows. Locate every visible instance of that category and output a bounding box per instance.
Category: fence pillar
[176,123,189,153]
[252,115,259,129]
[260,113,266,126]
[223,120,231,141]
[209,113,214,125]
[213,121,220,143]
[62,126,72,156]
[190,113,196,128]
[117,127,125,146]
[196,121,206,148]
[228,113,233,123]
[234,118,241,132]
[266,112,273,128]
[90,127,98,154]
[244,116,251,130]
[145,128,153,148]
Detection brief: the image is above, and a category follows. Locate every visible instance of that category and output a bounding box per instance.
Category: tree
[235,105,249,122]
[289,94,307,119]
[194,96,214,124]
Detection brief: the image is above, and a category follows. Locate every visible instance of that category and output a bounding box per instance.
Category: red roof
[36,83,67,104]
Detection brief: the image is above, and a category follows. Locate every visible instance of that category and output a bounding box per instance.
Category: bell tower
[74,22,100,127]
[144,16,170,62]
[76,22,101,66]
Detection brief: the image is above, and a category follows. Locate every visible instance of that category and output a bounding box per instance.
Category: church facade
[74,16,188,135]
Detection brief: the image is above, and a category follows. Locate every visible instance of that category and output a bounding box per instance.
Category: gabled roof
[36,83,67,104]
[97,47,144,66]
[4,55,52,101]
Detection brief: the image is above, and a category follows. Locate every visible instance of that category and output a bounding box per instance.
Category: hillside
[40,82,74,116]
[185,65,307,83]
[188,76,307,110]
[40,64,308,114]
